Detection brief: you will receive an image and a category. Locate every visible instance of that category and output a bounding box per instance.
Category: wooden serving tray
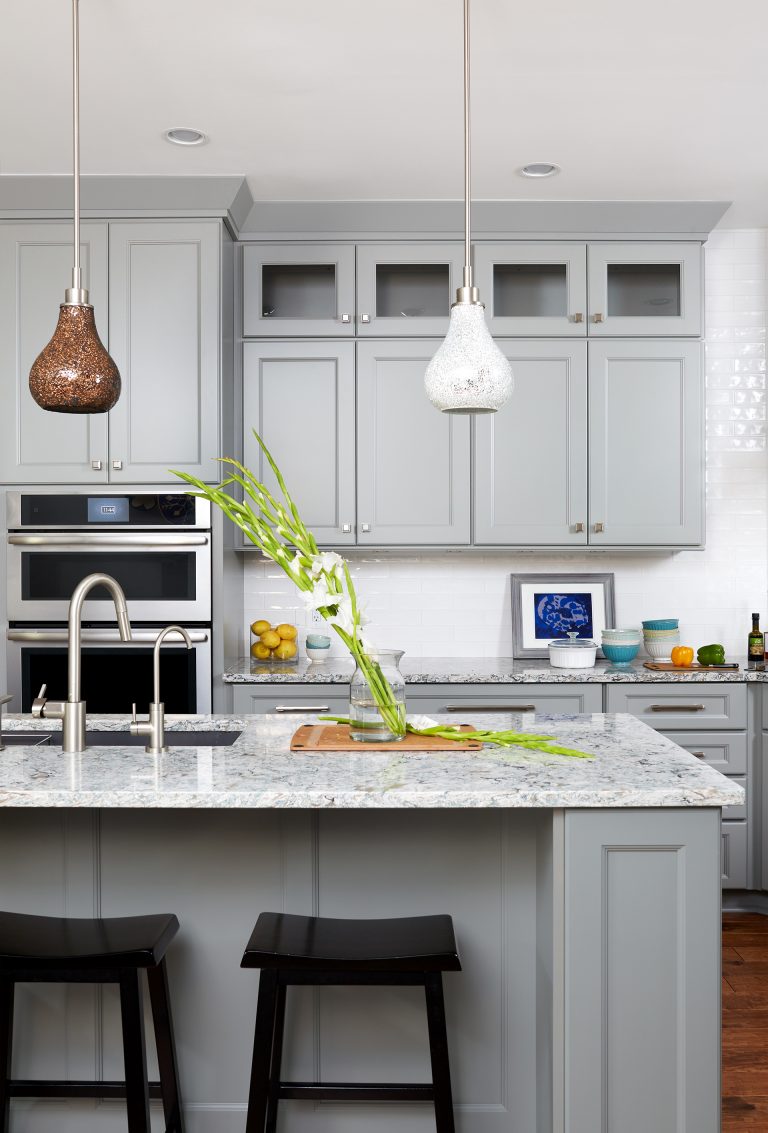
[643,661,740,673]
[290,723,483,752]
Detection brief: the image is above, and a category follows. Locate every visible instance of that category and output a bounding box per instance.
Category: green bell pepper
[697,643,725,666]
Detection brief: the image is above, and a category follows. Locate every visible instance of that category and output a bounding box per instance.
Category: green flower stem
[320,717,592,758]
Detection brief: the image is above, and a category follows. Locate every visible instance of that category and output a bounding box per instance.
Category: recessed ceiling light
[164,127,207,146]
[519,163,560,178]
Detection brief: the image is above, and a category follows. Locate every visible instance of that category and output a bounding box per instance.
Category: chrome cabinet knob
[361,523,371,533]
[91,460,102,471]
[112,459,123,471]
[360,313,371,324]
[340,313,352,324]
[574,522,584,533]
[593,522,605,533]
[592,312,605,323]
[341,523,352,533]
[572,312,584,323]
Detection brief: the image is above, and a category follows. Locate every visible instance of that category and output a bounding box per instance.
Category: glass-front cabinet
[474,243,588,336]
[587,242,702,336]
[242,244,356,336]
[356,243,465,336]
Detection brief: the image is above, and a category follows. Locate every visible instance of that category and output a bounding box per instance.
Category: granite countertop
[224,655,763,684]
[0,712,742,810]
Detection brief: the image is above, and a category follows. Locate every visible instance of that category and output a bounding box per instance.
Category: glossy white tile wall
[244,230,768,660]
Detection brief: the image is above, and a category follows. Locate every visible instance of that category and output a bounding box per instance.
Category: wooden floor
[723,913,768,1129]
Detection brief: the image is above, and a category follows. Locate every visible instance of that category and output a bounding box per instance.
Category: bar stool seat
[0,910,184,1133]
[242,912,461,1133]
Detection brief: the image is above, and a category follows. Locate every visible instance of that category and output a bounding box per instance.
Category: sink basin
[84,729,242,748]
[0,733,53,748]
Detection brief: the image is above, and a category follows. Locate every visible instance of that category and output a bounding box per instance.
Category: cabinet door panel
[243,244,355,337]
[589,340,703,545]
[474,341,587,544]
[474,242,587,336]
[356,341,470,544]
[0,223,109,484]
[108,221,221,483]
[356,243,464,336]
[588,242,702,336]
[243,341,356,546]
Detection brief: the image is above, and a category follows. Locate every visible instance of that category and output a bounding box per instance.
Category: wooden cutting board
[290,723,483,752]
[643,661,740,672]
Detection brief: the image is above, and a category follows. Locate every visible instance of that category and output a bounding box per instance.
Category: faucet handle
[32,685,48,718]
[131,703,138,724]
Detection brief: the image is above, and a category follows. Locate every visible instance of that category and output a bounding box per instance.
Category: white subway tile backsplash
[243,230,768,661]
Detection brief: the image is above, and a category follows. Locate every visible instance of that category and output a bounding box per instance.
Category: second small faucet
[131,625,193,754]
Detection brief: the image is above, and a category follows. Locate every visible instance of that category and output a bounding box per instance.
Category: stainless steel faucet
[32,573,132,753]
[0,694,13,751]
[130,625,192,754]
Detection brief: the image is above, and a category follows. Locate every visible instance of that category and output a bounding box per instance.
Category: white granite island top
[0,712,742,810]
[224,655,761,684]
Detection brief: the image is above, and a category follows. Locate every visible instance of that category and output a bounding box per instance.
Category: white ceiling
[1,0,767,226]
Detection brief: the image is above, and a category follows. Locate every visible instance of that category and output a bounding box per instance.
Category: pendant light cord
[462,0,471,291]
[72,0,81,290]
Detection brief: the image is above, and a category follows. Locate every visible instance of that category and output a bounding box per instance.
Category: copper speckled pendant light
[29,0,120,414]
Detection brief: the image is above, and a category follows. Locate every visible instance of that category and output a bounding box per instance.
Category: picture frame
[510,573,616,658]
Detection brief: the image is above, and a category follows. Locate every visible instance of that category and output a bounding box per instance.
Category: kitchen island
[0,712,740,1133]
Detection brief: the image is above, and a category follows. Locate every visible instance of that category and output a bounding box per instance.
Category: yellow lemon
[251,619,271,636]
[274,640,298,661]
[276,623,298,641]
[250,641,271,660]
[260,629,281,650]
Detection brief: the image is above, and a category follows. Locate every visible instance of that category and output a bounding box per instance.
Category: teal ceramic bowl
[641,619,679,631]
[602,641,640,668]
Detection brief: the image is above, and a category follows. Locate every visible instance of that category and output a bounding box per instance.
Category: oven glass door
[7,535,211,622]
[7,630,211,715]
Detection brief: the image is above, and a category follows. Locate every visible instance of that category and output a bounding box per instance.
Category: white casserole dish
[548,632,597,669]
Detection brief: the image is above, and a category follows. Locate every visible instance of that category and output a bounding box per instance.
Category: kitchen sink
[84,730,242,748]
[0,733,53,747]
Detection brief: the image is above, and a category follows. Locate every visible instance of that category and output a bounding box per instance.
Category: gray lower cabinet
[390,683,603,715]
[242,341,356,545]
[473,341,588,544]
[0,222,110,484]
[356,340,471,544]
[588,339,704,546]
[565,807,720,1132]
[108,221,223,483]
[231,684,349,716]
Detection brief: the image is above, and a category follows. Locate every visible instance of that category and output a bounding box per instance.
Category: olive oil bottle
[748,612,765,670]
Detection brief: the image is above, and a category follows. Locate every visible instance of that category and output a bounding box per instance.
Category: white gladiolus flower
[310,551,344,579]
[406,714,441,730]
[289,552,305,578]
[302,579,336,612]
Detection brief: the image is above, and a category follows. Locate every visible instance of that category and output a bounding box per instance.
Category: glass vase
[349,649,407,742]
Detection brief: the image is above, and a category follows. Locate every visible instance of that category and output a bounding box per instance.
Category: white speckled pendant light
[425,0,513,414]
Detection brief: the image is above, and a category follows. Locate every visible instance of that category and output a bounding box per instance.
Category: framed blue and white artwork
[510,573,616,658]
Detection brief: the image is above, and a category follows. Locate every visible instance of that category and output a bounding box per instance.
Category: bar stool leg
[265,981,287,1133]
[0,980,14,1133]
[246,969,279,1133]
[147,958,185,1133]
[424,973,456,1133]
[119,969,151,1133]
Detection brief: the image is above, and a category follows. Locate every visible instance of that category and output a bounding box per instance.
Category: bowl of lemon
[249,619,299,663]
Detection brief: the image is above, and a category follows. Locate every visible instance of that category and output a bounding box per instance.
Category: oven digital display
[87,497,129,523]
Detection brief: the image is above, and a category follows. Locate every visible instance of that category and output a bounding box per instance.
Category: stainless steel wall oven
[5,492,213,713]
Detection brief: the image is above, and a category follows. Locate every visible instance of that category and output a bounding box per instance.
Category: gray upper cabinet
[589,340,703,545]
[473,341,588,544]
[473,242,588,336]
[356,244,464,336]
[242,341,356,546]
[0,222,110,484]
[356,340,470,544]
[587,242,702,336]
[108,221,222,483]
[242,244,355,337]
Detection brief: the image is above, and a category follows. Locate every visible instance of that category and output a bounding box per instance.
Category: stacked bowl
[642,619,680,660]
[601,628,642,669]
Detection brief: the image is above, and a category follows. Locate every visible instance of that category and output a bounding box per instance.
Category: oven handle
[8,534,209,548]
[7,629,209,644]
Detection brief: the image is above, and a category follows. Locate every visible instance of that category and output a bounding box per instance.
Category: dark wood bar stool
[242,911,461,1133]
[0,910,184,1133]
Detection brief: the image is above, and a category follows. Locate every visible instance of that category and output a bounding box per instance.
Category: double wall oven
[6,492,213,714]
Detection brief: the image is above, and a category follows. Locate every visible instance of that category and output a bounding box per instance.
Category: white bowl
[305,644,331,663]
[644,638,680,660]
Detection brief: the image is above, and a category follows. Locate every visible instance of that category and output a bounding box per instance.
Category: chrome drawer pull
[445,704,536,712]
[649,704,705,712]
[274,705,330,713]
[691,751,706,758]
